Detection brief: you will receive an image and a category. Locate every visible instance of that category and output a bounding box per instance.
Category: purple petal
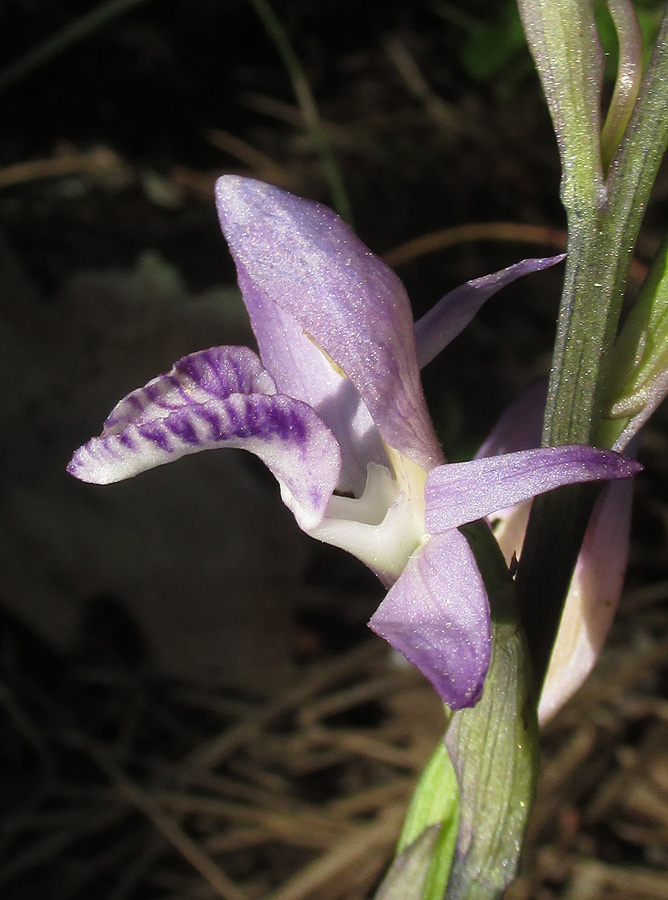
[215,176,443,472]
[425,446,641,533]
[476,378,547,458]
[101,345,276,432]
[369,530,490,709]
[68,346,341,531]
[539,476,634,723]
[415,256,565,369]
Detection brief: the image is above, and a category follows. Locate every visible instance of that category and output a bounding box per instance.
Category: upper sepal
[68,346,342,531]
[215,175,442,472]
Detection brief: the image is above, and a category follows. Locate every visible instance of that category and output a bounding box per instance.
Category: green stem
[444,521,538,900]
[376,521,538,900]
[517,6,668,687]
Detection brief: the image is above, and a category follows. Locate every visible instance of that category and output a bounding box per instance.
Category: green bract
[601,236,668,448]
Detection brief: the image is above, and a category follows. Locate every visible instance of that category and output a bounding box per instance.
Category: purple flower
[68,177,640,709]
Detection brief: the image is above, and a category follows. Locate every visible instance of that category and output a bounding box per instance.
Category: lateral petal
[215,176,442,471]
[369,530,491,709]
[68,346,341,531]
[415,256,565,369]
[425,446,641,533]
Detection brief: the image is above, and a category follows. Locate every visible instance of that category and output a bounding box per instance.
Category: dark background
[1,2,668,898]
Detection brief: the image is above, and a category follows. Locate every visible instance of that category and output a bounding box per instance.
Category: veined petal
[68,346,341,531]
[425,446,641,533]
[415,256,565,369]
[101,345,277,431]
[369,530,490,709]
[215,176,442,471]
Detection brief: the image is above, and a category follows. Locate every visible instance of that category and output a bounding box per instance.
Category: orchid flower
[68,177,641,710]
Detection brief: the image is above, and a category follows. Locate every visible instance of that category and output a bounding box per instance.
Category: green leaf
[374,826,444,900]
[374,726,458,900]
[396,740,459,900]
[397,739,458,852]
